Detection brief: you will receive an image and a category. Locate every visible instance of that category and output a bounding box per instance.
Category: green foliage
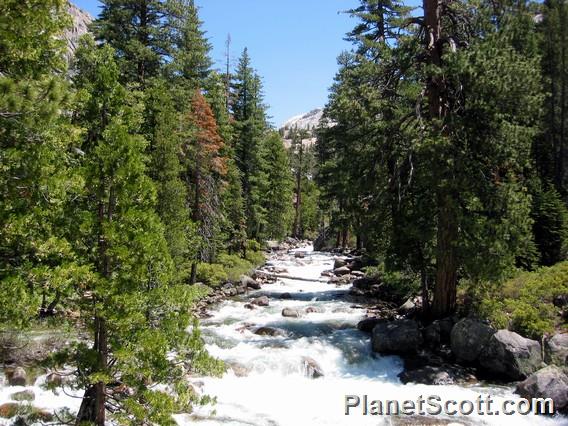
[472,262,568,338]
[0,0,70,78]
[261,132,294,239]
[363,264,420,304]
[196,262,228,287]
[532,183,568,265]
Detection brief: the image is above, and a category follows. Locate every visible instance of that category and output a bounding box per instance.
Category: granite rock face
[64,2,93,62]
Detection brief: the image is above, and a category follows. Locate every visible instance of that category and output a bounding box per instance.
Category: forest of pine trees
[316,0,568,320]
[0,0,293,423]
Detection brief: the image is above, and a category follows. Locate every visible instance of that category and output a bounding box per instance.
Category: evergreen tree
[0,0,83,326]
[183,90,228,281]
[92,0,173,84]
[261,132,294,240]
[206,71,247,254]
[539,0,568,198]
[145,80,197,282]
[71,38,221,424]
[231,48,269,240]
[168,0,212,90]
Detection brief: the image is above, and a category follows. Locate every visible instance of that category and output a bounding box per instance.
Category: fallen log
[254,270,328,283]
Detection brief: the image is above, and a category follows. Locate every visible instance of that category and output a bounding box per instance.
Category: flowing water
[0,246,566,425]
[177,246,567,426]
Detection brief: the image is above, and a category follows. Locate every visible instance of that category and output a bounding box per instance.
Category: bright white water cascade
[177,246,566,426]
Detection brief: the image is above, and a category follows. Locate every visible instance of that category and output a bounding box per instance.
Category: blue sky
[72,0,360,126]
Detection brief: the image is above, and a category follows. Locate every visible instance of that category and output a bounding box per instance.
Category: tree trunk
[77,183,114,424]
[431,193,458,318]
[423,0,458,318]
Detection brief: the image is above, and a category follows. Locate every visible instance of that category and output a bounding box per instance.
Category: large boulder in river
[333,258,347,269]
[241,275,260,290]
[357,317,387,333]
[302,357,324,378]
[334,266,351,276]
[251,296,269,307]
[372,319,423,354]
[255,327,285,337]
[545,333,568,366]
[282,308,302,318]
[7,367,27,386]
[450,318,495,363]
[516,366,568,413]
[479,330,542,380]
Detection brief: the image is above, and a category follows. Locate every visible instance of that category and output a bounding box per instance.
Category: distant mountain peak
[281,108,324,132]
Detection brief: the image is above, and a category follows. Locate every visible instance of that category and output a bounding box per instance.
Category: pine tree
[71,37,221,424]
[183,90,228,281]
[0,0,83,326]
[206,71,247,254]
[261,132,294,240]
[168,0,212,90]
[231,49,269,240]
[539,0,568,198]
[92,0,173,84]
[145,80,197,282]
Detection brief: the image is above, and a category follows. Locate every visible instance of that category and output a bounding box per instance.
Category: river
[177,245,566,426]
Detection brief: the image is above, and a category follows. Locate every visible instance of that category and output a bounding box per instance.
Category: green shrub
[363,264,420,304]
[245,250,266,268]
[195,263,228,287]
[472,261,568,339]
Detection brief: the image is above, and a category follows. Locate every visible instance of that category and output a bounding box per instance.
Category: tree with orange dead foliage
[183,90,228,283]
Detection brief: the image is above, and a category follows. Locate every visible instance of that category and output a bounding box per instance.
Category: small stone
[279,292,292,300]
[251,296,269,307]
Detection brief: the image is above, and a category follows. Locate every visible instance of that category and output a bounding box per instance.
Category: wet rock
[241,275,260,290]
[255,327,285,337]
[479,330,542,381]
[10,390,34,401]
[279,292,292,300]
[244,303,255,310]
[399,366,455,385]
[227,362,251,377]
[371,319,423,354]
[398,297,421,316]
[351,270,365,277]
[333,258,347,269]
[321,270,334,277]
[302,357,324,378]
[0,403,19,419]
[545,333,568,366]
[357,317,386,333]
[305,306,325,314]
[423,322,441,348]
[7,367,27,386]
[516,366,568,413]
[333,266,351,276]
[282,308,302,318]
[450,318,495,363]
[436,318,455,344]
[251,296,269,307]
